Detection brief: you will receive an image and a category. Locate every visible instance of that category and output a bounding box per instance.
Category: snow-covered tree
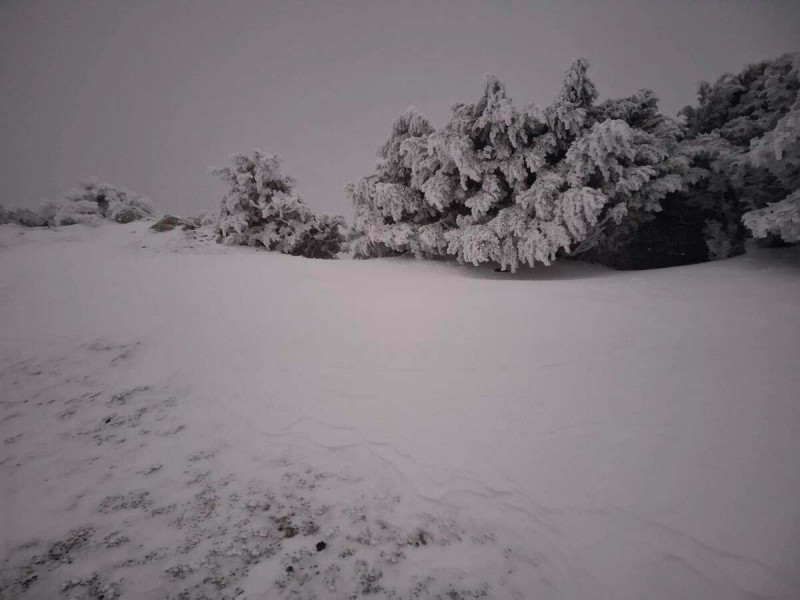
[348,108,448,259]
[349,58,695,271]
[212,151,345,258]
[566,89,704,266]
[741,94,800,244]
[681,54,799,147]
[681,52,800,252]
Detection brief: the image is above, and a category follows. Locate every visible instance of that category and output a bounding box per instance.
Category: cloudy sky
[2,0,799,219]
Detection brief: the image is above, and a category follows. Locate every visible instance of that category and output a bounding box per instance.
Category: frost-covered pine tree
[441,60,694,270]
[349,77,550,268]
[741,100,800,243]
[565,89,702,265]
[349,58,699,271]
[213,151,345,258]
[435,73,561,270]
[430,74,551,270]
[348,108,449,259]
[681,52,800,252]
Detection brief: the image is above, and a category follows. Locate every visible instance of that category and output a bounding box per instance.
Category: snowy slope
[1,222,799,600]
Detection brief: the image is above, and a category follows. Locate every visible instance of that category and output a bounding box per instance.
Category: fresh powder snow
[1,222,799,599]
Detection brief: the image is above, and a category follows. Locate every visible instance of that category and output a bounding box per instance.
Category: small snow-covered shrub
[42,178,154,226]
[0,203,46,227]
[212,151,345,258]
[6,207,48,227]
[40,197,102,226]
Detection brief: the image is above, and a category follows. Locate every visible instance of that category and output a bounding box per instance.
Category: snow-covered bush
[349,58,696,271]
[40,178,155,226]
[5,207,48,227]
[212,151,345,258]
[0,180,154,229]
[0,203,45,227]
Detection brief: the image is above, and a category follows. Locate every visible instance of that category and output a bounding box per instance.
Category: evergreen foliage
[349,58,696,271]
[680,52,800,252]
[212,151,345,258]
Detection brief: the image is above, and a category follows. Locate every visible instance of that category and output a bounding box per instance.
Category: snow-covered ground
[1,222,799,600]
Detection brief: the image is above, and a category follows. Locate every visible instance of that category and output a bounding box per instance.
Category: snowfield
[1,222,799,600]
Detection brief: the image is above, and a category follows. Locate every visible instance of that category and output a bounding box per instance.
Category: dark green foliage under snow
[349,53,799,270]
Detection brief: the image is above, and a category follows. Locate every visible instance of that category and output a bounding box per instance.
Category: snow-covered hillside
[1,222,799,600]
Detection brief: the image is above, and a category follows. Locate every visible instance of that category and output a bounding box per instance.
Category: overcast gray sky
[1,0,799,219]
